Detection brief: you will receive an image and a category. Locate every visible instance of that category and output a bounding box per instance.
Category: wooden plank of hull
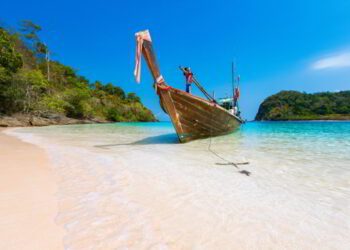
[158,86,242,142]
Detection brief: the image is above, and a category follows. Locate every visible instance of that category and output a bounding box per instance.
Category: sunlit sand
[2,122,349,249]
[0,128,64,250]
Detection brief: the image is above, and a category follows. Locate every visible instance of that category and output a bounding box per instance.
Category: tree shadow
[94,133,179,149]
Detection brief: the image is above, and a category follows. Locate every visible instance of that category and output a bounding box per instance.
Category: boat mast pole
[232,61,235,109]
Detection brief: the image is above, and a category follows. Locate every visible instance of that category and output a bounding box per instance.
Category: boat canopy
[217,97,234,110]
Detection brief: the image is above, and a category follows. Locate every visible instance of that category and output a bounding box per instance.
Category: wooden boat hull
[157,85,243,142]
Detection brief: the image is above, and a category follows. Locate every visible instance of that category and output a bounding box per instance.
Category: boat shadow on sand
[94,133,179,149]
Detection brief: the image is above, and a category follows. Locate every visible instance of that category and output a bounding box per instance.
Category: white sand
[0,128,64,250]
[5,124,350,249]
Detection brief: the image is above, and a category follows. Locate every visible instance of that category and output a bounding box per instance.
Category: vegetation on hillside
[0,21,156,122]
[255,90,350,121]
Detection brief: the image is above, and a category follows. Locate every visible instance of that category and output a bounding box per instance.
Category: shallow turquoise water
[9,121,350,249]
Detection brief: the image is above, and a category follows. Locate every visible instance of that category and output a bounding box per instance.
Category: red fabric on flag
[234,87,240,100]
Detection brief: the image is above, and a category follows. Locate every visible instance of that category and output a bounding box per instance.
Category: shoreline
[0,128,64,250]
[0,113,158,128]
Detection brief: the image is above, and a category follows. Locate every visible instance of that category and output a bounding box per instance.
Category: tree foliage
[0,28,23,72]
[255,90,350,121]
[0,23,156,122]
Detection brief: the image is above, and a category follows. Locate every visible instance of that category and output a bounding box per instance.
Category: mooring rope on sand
[207,136,251,176]
[207,109,251,176]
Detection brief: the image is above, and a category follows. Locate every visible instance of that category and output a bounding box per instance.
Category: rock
[0,116,25,127]
[29,116,52,126]
[0,113,106,127]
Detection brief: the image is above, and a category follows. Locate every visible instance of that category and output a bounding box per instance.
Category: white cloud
[312,52,350,70]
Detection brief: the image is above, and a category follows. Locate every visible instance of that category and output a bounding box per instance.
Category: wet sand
[0,128,64,250]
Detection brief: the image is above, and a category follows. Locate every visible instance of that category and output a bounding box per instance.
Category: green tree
[0,27,23,72]
[256,90,350,120]
[8,69,48,113]
[127,92,141,103]
[63,84,92,118]
[20,21,41,52]
[102,83,126,99]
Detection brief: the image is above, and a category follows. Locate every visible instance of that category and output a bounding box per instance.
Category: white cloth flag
[134,30,152,83]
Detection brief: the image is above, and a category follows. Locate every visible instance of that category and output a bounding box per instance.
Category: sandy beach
[0,128,64,250]
[1,123,349,249]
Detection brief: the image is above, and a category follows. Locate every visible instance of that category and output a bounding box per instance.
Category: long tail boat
[134,30,243,143]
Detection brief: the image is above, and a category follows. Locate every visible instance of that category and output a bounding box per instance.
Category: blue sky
[1,0,350,120]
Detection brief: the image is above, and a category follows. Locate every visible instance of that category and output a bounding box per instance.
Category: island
[0,21,156,127]
[255,90,350,121]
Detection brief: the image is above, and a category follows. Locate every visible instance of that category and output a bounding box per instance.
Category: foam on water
[8,121,350,249]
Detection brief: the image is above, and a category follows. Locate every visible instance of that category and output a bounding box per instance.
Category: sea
[8,121,350,249]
